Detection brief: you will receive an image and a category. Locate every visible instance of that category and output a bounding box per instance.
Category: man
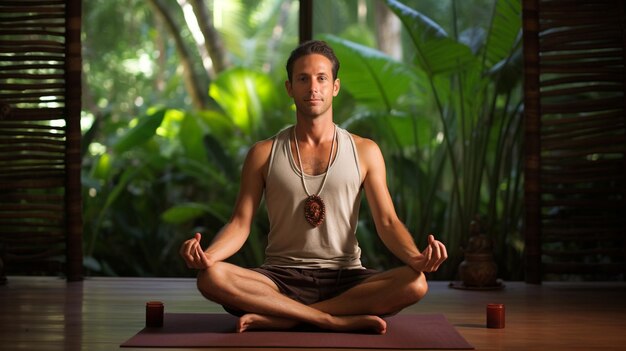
[180,40,447,334]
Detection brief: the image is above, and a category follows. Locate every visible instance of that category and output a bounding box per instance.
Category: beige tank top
[263,125,364,269]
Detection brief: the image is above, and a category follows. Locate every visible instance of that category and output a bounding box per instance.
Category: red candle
[486,303,505,328]
[146,301,164,327]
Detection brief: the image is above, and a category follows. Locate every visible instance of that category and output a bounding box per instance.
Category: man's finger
[194,232,202,242]
[422,235,439,271]
[195,246,211,268]
[437,242,449,268]
[431,241,448,271]
[429,240,441,271]
[201,252,212,268]
[419,251,430,272]
[180,240,193,261]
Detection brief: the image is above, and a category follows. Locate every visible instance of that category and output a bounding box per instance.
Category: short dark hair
[285,40,340,82]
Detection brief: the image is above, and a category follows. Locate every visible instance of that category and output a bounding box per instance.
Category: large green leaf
[173,157,229,190]
[179,113,208,164]
[113,109,166,154]
[196,110,237,141]
[161,202,229,225]
[483,0,521,69]
[342,110,432,149]
[203,133,238,180]
[385,0,476,76]
[209,67,280,136]
[87,155,157,255]
[321,34,416,111]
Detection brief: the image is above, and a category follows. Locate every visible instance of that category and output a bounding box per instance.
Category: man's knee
[371,268,428,316]
[391,268,428,310]
[406,271,428,303]
[196,262,230,301]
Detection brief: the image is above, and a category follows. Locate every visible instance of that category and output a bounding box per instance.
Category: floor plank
[1,276,625,350]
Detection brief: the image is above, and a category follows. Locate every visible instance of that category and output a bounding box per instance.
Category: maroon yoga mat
[121,313,474,349]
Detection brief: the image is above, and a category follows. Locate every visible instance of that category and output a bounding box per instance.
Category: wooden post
[299,0,313,43]
[522,0,542,284]
[65,0,83,282]
[620,0,626,281]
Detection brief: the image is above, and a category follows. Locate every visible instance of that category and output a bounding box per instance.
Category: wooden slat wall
[523,0,626,283]
[0,0,82,281]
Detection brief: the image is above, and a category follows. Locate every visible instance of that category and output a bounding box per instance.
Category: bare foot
[237,313,297,332]
[237,313,386,334]
[329,315,387,334]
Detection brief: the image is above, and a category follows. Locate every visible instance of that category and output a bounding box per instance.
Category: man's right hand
[179,233,213,269]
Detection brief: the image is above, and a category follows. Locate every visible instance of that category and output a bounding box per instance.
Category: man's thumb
[194,232,202,242]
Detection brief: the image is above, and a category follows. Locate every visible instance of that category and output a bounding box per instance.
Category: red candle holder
[146,301,164,327]
[486,303,505,328]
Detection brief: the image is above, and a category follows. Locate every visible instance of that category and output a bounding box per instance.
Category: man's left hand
[410,234,448,273]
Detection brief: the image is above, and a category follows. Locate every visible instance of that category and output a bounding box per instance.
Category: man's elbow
[375,215,404,234]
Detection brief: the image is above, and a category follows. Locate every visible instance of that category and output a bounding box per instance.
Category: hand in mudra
[410,235,448,273]
[179,233,213,270]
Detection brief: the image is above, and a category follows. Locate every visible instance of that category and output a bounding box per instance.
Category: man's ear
[285,80,293,97]
[333,78,340,97]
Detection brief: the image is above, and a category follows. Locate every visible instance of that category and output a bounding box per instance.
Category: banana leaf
[385,0,476,76]
[321,34,418,111]
[113,109,167,154]
[161,202,229,225]
[209,67,281,137]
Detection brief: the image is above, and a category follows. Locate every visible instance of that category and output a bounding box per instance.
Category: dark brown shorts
[223,265,379,316]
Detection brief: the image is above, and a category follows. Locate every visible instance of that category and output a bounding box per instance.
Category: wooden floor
[1,277,625,351]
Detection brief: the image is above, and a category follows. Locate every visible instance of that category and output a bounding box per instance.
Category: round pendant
[304,195,325,227]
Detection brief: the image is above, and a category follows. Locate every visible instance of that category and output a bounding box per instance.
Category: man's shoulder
[348,132,384,176]
[348,132,380,153]
[248,138,273,159]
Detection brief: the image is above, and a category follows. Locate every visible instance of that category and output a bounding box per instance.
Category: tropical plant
[319,0,524,278]
[82,69,293,276]
[81,0,297,276]
[80,0,524,280]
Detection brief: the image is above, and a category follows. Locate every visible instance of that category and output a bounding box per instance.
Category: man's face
[286,54,340,119]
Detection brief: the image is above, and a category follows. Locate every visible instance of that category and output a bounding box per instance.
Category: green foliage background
[81,0,524,279]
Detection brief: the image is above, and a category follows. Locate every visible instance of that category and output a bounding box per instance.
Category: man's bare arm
[356,136,447,272]
[180,139,272,269]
